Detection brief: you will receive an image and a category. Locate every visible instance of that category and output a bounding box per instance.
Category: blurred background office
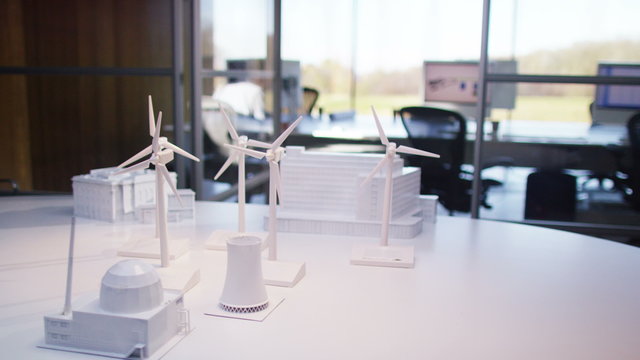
[2,0,640,243]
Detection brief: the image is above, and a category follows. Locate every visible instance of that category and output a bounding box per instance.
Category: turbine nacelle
[266,147,286,163]
[155,149,175,165]
[385,142,397,156]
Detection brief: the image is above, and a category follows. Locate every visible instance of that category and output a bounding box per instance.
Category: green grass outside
[316,94,593,123]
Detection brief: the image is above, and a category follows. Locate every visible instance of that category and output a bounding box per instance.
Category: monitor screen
[423,62,481,104]
[595,63,640,110]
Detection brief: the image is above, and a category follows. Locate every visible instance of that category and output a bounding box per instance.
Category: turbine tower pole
[157,165,170,267]
[380,155,393,247]
[268,162,278,261]
[62,216,76,316]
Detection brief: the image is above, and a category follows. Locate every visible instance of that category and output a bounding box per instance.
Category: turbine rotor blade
[214,152,238,180]
[272,116,303,149]
[163,141,200,162]
[158,164,183,208]
[396,145,440,158]
[360,157,387,187]
[246,139,272,148]
[371,106,389,145]
[224,144,265,159]
[148,95,156,137]
[220,107,239,141]
[118,145,152,168]
[113,159,151,176]
[152,112,163,153]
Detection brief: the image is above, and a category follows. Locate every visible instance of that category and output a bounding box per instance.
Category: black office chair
[398,106,503,214]
[524,170,577,221]
[624,112,640,210]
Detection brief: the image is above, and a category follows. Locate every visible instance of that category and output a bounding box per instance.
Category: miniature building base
[272,210,424,239]
[205,230,268,251]
[204,294,285,322]
[262,259,306,287]
[350,244,415,268]
[38,328,189,360]
[118,237,189,261]
[40,289,189,360]
[156,263,200,294]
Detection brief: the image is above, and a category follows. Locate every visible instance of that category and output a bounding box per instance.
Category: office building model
[276,146,437,239]
[72,167,194,223]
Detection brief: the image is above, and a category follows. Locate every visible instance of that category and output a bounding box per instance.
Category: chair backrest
[628,112,640,162]
[398,106,466,170]
[301,87,319,115]
[525,171,577,221]
[626,112,640,209]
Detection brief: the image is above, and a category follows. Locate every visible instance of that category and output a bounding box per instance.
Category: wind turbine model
[116,96,200,270]
[205,107,271,250]
[351,107,439,268]
[230,116,305,287]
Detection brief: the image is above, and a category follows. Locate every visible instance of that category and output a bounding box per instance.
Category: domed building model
[100,260,164,314]
[43,260,190,359]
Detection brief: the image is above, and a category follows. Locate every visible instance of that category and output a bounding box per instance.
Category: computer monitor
[595,63,640,109]
[423,61,481,104]
[422,60,517,117]
[592,63,640,125]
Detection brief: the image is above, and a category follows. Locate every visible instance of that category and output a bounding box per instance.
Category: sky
[205,0,640,74]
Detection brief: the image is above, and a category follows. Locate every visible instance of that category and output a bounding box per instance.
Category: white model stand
[40,219,190,359]
[351,107,439,269]
[232,117,306,287]
[115,96,200,292]
[276,146,433,238]
[205,107,268,251]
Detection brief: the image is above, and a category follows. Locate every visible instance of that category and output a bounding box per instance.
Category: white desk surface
[1,196,640,359]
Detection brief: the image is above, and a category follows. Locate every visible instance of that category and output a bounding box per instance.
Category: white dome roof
[99,260,163,314]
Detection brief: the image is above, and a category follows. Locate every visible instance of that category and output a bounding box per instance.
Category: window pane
[489,0,640,75]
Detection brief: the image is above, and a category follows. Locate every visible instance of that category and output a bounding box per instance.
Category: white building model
[276,146,437,238]
[43,260,190,359]
[72,167,194,223]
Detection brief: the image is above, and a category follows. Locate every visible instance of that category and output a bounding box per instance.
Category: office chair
[0,179,19,196]
[398,106,503,214]
[625,112,640,210]
[524,170,577,221]
[301,87,320,116]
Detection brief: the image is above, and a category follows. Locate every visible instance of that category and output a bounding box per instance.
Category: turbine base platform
[262,259,305,288]
[350,244,414,268]
[118,237,189,261]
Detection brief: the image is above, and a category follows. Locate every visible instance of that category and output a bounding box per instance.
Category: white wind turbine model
[116,96,200,269]
[205,107,270,250]
[229,116,305,287]
[351,107,439,268]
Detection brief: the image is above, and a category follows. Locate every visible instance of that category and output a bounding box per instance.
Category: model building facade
[276,147,434,238]
[72,167,192,223]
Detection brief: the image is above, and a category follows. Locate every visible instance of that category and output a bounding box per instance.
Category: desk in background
[1,196,640,359]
